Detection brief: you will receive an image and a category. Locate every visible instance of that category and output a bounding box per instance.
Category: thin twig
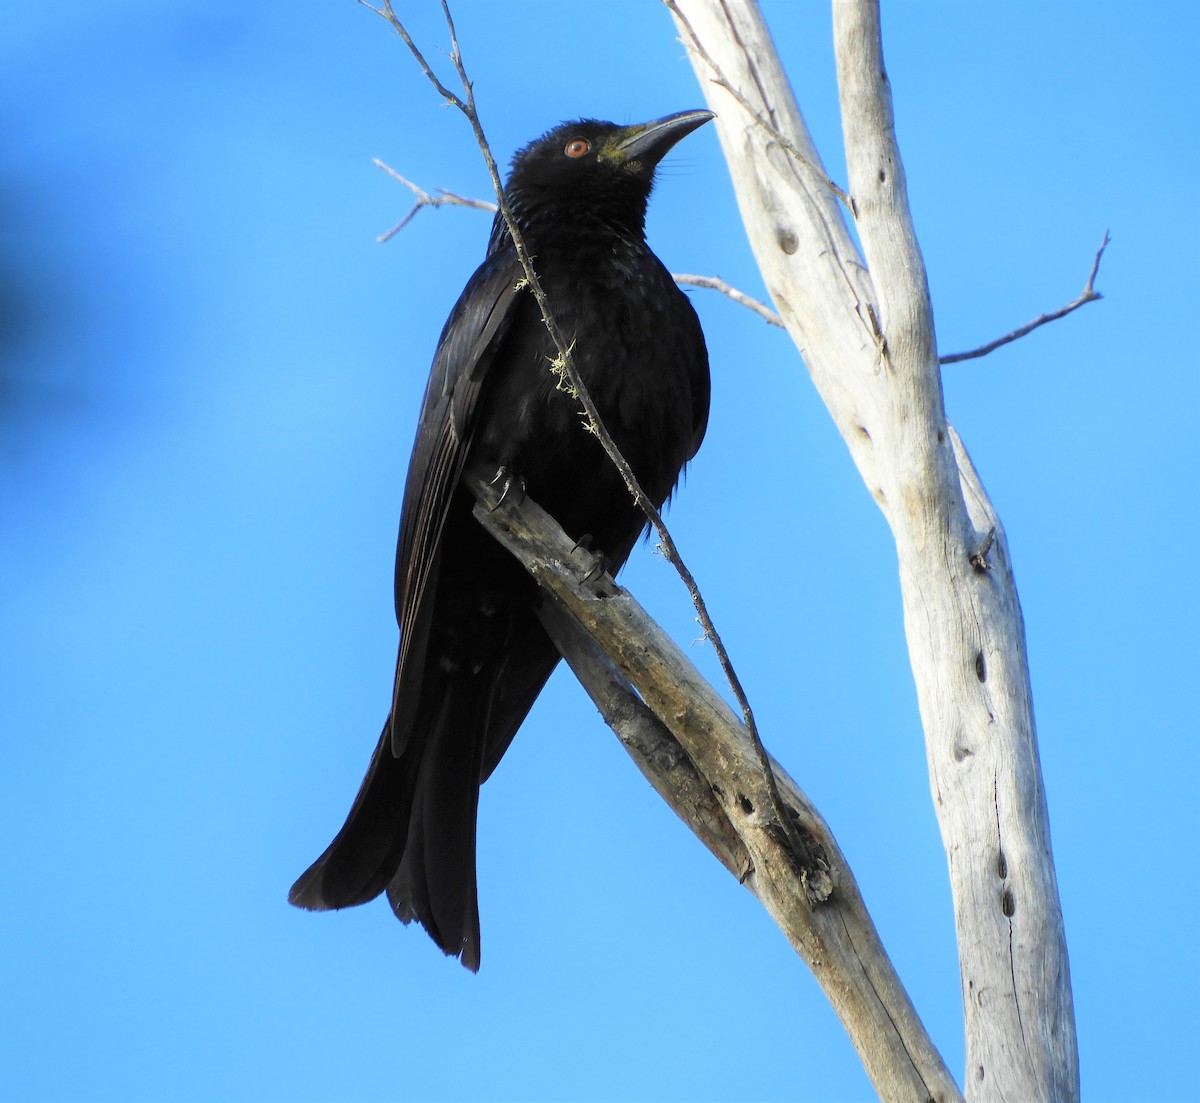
[356,0,466,108]
[969,527,996,573]
[363,0,809,867]
[939,231,1110,364]
[663,0,854,213]
[372,160,495,242]
[369,170,786,325]
[673,274,782,327]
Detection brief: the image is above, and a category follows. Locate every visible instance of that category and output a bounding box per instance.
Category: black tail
[288,719,417,911]
[289,611,561,971]
[288,681,490,971]
[384,688,489,971]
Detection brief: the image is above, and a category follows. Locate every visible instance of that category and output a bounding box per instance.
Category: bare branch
[939,231,1110,363]
[833,0,1079,1095]
[470,477,963,1103]
[371,159,495,242]
[361,0,807,867]
[663,0,855,212]
[535,600,752,884]
[673,273,782,326]
[667,0,1079,1094]
[355,0,465,110]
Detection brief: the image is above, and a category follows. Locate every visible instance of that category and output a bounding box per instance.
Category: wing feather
[389,249,525,755]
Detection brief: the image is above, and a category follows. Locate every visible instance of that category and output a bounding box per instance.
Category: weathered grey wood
[667,1,1079,1099]
[535,600,752,884]
[471,483,963,1103]
[832,6,1079,1098]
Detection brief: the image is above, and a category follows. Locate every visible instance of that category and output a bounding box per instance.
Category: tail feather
[290,615,561,971]
[386,686,489,972]
[288,719,416,910]
[479,610,560,782]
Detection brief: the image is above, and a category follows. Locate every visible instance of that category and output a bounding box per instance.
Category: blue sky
[1,3,1196,1101]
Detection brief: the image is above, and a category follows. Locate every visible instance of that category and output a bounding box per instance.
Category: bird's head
[492,109,714,250]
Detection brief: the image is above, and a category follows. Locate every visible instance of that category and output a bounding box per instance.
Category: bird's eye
[564,138,591,159]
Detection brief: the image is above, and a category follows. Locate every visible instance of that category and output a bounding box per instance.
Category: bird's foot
[488,466,526,510]
[570,534,610,584]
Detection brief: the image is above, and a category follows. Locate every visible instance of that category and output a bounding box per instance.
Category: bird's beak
[615,109,715,168]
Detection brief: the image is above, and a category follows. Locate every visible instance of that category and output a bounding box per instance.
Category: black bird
[289,110,713,970]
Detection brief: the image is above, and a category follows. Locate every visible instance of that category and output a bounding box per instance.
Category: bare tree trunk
[667,1,1079,1099]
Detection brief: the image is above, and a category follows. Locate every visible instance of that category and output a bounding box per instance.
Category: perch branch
[535,599,752,883]
[471,477,963,1103]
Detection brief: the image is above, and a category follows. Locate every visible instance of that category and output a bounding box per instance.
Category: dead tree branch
[666,0,1080,1097]
[371,159,495,242]
[939,231,1110,363]
[672,273,783,326]
[664,0,854,211]
[471,476,963,1103]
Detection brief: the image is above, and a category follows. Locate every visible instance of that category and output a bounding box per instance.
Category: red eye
[564,138,590,159]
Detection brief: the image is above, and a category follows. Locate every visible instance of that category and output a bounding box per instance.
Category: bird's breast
[468,241,703,550]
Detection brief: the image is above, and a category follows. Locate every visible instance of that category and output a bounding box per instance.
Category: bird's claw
[581,555,609,584]
[570,535,609,583]
[488,466,526,510]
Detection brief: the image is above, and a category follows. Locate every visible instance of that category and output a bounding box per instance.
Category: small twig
[673,274,782,327]
[864,301,891,374]
[356,0,466,109]
[969,527,996,573]
[663,0,854,213]
[372,160,495,242]
[363,0,808,868]
[939,231,1110,364]
[369,174,786,326]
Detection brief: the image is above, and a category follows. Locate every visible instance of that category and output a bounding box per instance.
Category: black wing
[388,246,526,755]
